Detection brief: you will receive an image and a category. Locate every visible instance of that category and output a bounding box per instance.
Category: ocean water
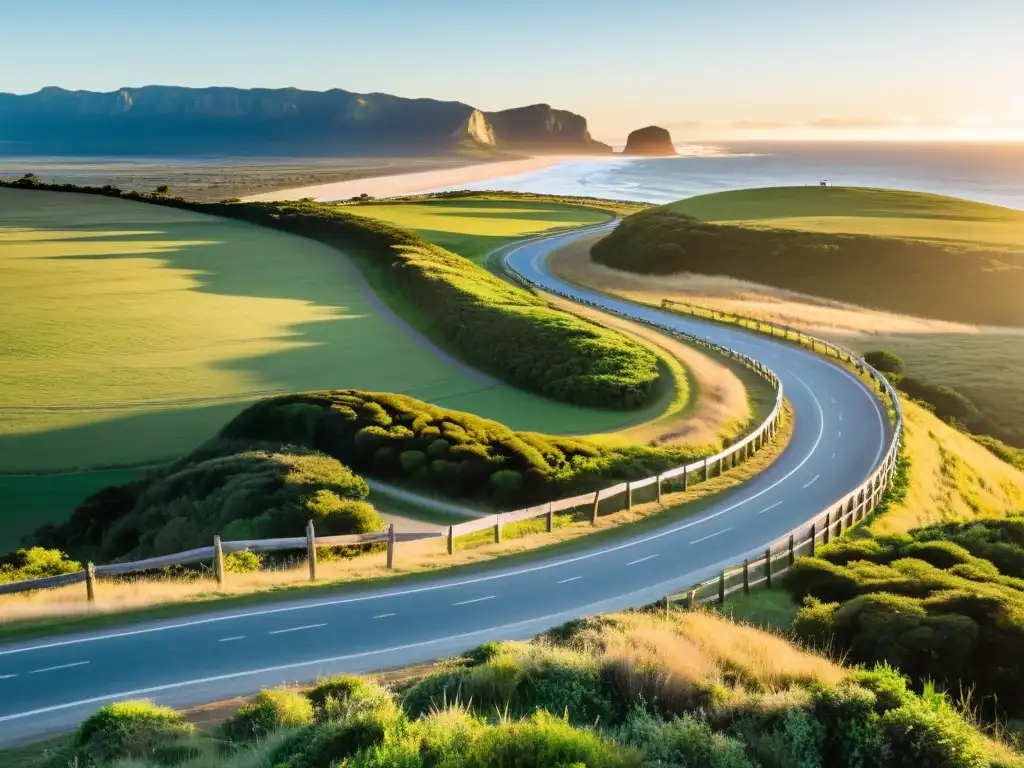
[441,142,1024,210]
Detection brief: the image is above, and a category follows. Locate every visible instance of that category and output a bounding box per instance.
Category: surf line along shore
[240,156,596,202]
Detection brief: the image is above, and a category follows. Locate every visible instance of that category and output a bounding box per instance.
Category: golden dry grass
[571,609,844,708]
[0,405,794,629]
[871,398,1024,535]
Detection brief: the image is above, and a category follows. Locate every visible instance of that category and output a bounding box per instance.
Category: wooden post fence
[447,525,455,554]
[546,503,554,533]
[306,520,317,581]
[764,548,772,588]
[386,524,395,569]
[213,535,224,586]
[85,561,96,603]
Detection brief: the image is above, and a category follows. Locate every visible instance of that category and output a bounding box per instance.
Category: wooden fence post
[809,522,816,557]
[788,534,795,567]
[85,561,96,604]
[836,506,844,536]
[386,524,395,569]
[765,548,773,588]
[742,559,750,594]
[656,475,662,505]
[625,482,633,511]
[546,502,554,533]
[718,570,726,606]
[447,525,454,555]
[494,514,502,544]
[306,520,317,581]
[683,469,689,491]
[823,511,831,545]
[688,588,697,610]
[591,491,600,526]
[213,535,224,586]
[703,459,710,482]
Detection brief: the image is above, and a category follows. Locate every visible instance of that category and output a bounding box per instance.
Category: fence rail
[1,253,806,604]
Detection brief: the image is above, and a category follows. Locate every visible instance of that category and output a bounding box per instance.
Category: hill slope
[0,86,612,156]
[592,186,1024,326]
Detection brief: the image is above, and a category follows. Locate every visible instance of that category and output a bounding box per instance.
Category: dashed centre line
[803,475,820,489]
[372,613,396,619]
[218,636,245,643]
[626,554,659,566]
[0,674,16,681]
[557,576,582,584]
[757,501,783,515]
[268,624,326,635]
[452,596,495,606]
[29,661,89,675]
[690,528,732,545]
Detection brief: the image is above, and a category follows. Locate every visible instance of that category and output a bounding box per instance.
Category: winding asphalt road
[0,225,890,744]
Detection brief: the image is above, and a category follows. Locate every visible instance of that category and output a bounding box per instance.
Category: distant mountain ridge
[0,85,613,157]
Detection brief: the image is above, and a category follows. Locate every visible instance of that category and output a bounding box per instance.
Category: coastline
[241,155,574,202]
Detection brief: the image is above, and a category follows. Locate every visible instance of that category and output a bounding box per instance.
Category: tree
[153,184,170,195]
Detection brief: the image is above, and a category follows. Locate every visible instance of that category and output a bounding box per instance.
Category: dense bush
[68,700,195,763]
[0,546,80,584]
[591,207,1024,327]
[899,377,983,429]
[35,440,383,562]
[220,389,695,507]
[0,179,662,410]
[787,514,1024,717]
[218,688,314,745]
[864,350,906,375]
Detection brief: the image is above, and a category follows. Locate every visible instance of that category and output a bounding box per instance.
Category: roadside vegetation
[592,186,1024,327]
[14,610,1019,768]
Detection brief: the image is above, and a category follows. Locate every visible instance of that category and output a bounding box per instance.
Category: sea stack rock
[622,125,677,156]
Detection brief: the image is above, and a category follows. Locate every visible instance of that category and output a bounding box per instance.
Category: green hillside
[593,186,1024,326]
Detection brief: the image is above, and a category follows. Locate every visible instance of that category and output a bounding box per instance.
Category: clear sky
[3,0,1023,142]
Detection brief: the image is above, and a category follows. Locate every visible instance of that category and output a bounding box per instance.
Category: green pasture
[0,189,659,548]
[667,186,1024,248]
[344,197,611,262]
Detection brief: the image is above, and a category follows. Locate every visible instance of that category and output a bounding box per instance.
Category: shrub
[223,548,261,573]
[269,712,399,768]
[460,710,624,768]
[899,377,983,428]
[0,547,81,584]
[399,450,428,475]
[617,708,754,768]
[71,700,194,763]
[218,688,314,744]
[864,350,906,375]
[42,443,383,561]
[306,675,392,722]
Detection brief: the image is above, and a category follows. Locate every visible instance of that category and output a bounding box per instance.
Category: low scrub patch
[31,440,384,563]
[48,610,1020,768]
[220,389,698,507]
[786,514,1024,719]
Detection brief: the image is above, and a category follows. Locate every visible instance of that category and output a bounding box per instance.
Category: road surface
[0,225,890,743]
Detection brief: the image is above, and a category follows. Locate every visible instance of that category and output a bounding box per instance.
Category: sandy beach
[241,155,572,202]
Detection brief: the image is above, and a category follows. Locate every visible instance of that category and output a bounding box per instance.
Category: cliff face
[486,104,612,154]
[0,87,607,157]
[622,126,677,156]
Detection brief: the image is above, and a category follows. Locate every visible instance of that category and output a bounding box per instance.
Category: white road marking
[803,475,820,489]
[268,624,326,635]
[839,412,843,422]
[690,528,732,545]
[626,554,658,566]
[372,614,395,619]
[757,502,783,515]
[452,596,495,607]
[838,430,842,438]
[29,661,89,675]
[831,452,836,459]
[0,674,16,681]
[0,354,828,660]
[556,576,582,584]
[831,396,836,404]
[218,636,245,643]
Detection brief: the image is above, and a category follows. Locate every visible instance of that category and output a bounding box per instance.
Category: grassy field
[0,189,672,549]
[344,196,613,262]
[668,185,1024,248]
[594,186,1024,327]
